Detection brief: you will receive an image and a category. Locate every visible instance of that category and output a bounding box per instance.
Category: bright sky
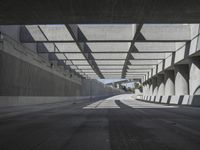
[97,79,126,84]
[97,79,135,88]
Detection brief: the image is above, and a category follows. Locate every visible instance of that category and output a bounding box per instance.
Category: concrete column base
[164,70,175,95]
[157,74,165,95]
[174,65,189,95]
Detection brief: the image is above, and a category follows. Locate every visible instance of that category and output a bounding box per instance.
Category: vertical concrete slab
[142,83,146,96]
[148,79,153,95]
[152,77,158,95]
[189,57,200,95]
[155,96,160,103]
[174,65,189,95]
[0,25,20,41]
[170,96,180,104]
[145,82,150,96]
[164,70,175,95]
[157,74,165,95]
[182,95,190,105]
[189,24,199,55]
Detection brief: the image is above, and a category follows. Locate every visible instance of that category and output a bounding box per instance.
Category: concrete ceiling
[20,23,196,80]
[0,0,200,24]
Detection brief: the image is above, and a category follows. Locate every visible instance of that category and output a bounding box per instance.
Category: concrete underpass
[0,1,200,150]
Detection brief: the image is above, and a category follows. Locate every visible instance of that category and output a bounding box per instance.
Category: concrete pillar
[164,70,175,95]
[144,83,148,95]
[146,82,150,95]
[157,74,165,95]
[113,83,117,88]
[142,83,146,95]
[144,82,148,95]
[152,77,158,95]
[189,57,200,95]
[145,83,148,95]
[149,79,153,95]
[174,65,189,95]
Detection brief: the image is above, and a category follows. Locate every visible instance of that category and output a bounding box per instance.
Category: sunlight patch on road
[83,94,178,109]
[83,99,120,109]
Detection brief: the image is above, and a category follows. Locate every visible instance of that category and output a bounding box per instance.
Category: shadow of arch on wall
[191,85,200,106]
[194,85,200,95]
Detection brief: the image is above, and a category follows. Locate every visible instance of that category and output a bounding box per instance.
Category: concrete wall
[81,79,120,97]
[0,25,123,99]
[0,96,89,107]
[0,50,82,96]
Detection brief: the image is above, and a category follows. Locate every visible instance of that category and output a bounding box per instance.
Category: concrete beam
[122,24,143,78]
[152,77,158,95]
[164,70,175,95]
[66,24,104,79]
[141,24,191,41]
[174,65,189,95]
[157,74,165,96]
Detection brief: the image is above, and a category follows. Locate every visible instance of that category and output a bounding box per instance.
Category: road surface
[0,94,200,150]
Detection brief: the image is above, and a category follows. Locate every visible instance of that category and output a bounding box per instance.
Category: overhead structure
[21,24,194,80]
[1,0,200,24]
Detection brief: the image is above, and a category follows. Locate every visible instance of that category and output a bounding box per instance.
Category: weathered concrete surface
[143,84,147,96]
[157,74,165,95]
[141,95,200,106]
[1,0,200,24]
[0,95,117,107]
[0,50,81,96]
[152,77,158,95]
[81,79,120,97]
[148,80,153,95]
[0,50,121,96]
[141,25,200,98]
[164,70,175,95]
[174,65,189,95]
[189,57,200,95]
[0,28,122,97]
[0,94,200,150]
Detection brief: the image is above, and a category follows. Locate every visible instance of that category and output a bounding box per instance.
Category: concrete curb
[137,95,200,107]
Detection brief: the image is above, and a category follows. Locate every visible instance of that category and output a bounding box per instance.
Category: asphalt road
[0,94,200,150]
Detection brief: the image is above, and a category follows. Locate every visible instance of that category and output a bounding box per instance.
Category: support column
[142,83,146,99]
[174,65,189,95]
[152,77,158,95]
[147,82,150,95]
[189,57,200,95]
[143,83,146,95]
[164,70,175,95]
[157,74,165,95]
[149,79,153,95]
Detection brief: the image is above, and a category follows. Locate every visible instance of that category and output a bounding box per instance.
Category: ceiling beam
[36,51,172,57]
[132,51,175,53]
[37,51,128,54]
[20,25,189,43]
[66,24,104,79]
[122,24,143,78]
[37,25,77,69]
[20,39,189,43]
[21,25,87,78]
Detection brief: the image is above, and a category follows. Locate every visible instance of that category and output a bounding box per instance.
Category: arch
[194,85,200,95]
